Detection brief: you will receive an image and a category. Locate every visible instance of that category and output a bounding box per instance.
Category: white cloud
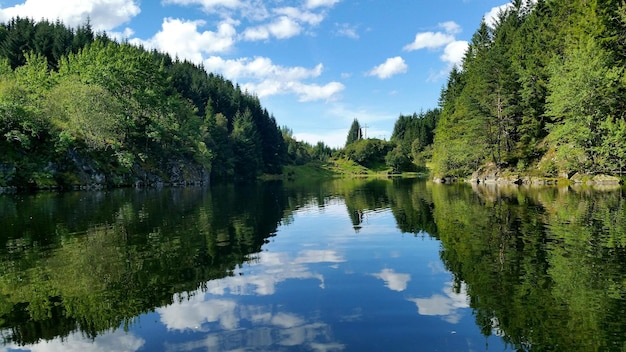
[439,21,461,35]
[367,56,408,79]
[484,1,537,28]
[289,81,345,102]
[306,0,341,9]
[0,0,140,31]
[242,7,325,41]
[265,16,302,39]
[403,32,455,51]
[275,7,325,26]
[403,20,467,79]
[484,3,512,28]
[204,56,344,101]
[205,56,322,80]
[108,27,135,41]
[441,40,468,67]
[130,18,236,64]
[372,269,411,292]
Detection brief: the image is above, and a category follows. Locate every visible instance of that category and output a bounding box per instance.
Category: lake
[0,179,624,351]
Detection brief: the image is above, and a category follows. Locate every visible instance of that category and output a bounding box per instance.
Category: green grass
[261,158,430,182]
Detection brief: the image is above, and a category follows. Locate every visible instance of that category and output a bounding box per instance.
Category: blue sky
[0,0,510,147]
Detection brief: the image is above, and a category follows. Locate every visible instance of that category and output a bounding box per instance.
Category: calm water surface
[0,179,625,351]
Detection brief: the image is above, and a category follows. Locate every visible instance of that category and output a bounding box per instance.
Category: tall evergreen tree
[346,118,362,147]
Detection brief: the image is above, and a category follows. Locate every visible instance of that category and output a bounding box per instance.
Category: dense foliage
[334,113,439,173]
[431,0,626,178]
[0,18,288,188]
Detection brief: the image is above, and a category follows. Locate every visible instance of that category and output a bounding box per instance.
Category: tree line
[336,110,439,173]
[432,0,626,178]
[0,17,296,188]
[340,0,626,179]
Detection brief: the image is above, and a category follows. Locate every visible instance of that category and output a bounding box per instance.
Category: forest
[3,0,626,189]
[342,0,626,181]
[0,17,311,189]
[431,0,626,179]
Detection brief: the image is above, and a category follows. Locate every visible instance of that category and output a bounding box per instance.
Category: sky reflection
[407,282,470,324]
[0,329,145,352]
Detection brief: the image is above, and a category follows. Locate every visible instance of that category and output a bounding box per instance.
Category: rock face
[0,150,211,193]
[469,164,523,185]
[466,163,622,186]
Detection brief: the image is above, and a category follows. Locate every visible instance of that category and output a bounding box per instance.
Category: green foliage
[430,183,626,351]
[0,184,290,344]
[339,138,392,169]
[546,37,623,174]
[432,0,626,178]
[385,145,412,173]
[345,118,361,147]
[389,109,439,172]
[0,17,290,188]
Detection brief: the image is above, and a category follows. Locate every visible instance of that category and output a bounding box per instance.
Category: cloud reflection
[160,299,344,351]
[0,329,145,352]
[156,247,347,351]
[372,269,411,292]
[202,249,344,296]
[407,282,469,324]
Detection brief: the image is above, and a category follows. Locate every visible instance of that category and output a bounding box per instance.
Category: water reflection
[371,269,411,292]
[0,179,624,351]
[1,330,145,352]
[408,282,469,324]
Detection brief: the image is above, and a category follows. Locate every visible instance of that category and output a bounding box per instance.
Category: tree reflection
[0,184,290,346]
[0,180,624,351]
[430,183,626,351]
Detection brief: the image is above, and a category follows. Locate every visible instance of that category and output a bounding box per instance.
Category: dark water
[0,179,625,351]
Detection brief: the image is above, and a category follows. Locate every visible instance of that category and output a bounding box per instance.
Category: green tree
[545,37,623,174]
[231,109,262,181]
[345,118,362,147]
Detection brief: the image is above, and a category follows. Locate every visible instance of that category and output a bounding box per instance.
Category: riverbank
[432,163,624,186]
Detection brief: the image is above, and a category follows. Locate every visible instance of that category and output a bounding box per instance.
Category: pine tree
[346,118,361,146]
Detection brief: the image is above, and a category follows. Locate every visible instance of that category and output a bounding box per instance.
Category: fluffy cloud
[404,20,468,76]
[204,56,344,101]
[130,18,236,64]
[403,32,455,51]
[438,21,461,35]
[242,6,324,41]
[243,15,301,40]
[0,0,140,31]
[275,7,325,26]
[403,21,462,52]
[441,40,468,67]
[367,56,408,79]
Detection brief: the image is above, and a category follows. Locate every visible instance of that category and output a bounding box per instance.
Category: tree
[345,118,362,146]
[231,109,262,181]
[545,37,623,174]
